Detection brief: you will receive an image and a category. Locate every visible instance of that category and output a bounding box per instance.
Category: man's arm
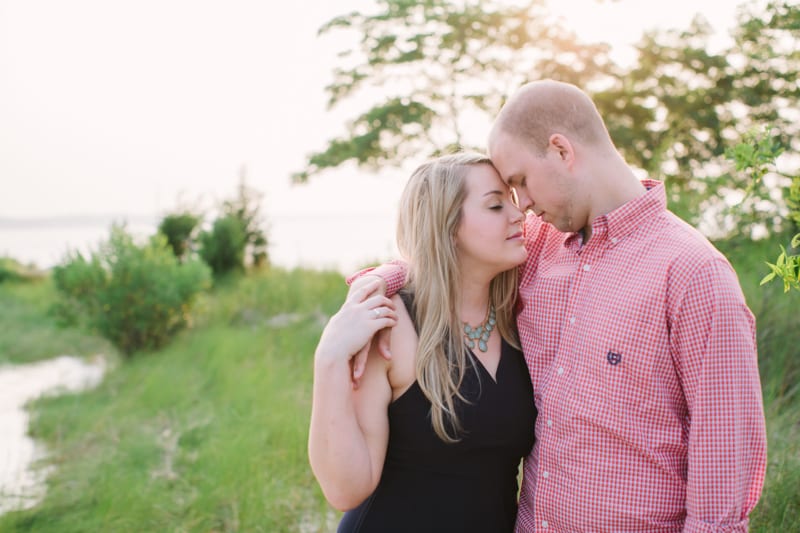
[346,259,408,297]
[346,260,409,379]
[671,259,767,532]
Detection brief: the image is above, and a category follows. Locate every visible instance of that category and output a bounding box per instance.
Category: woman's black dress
[338,292,536,533]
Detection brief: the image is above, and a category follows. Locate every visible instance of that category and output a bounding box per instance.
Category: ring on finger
[373,308,381,318]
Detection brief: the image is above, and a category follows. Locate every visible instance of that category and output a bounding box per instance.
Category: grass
[0,278,112,365]
[717,236,800,530]
[0,267,344,532]
[0,242,797,532]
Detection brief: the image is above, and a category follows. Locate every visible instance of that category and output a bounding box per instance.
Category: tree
[158,211,202,261]
[198,168,270,276]
[590,17,739,226]
[293,0,613,182]
[199,214,248,276]
[297,0,799,243]
[221,168,270,268]
[592,1,798,235]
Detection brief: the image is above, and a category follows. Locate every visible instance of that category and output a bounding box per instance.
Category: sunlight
[546,0,738,66]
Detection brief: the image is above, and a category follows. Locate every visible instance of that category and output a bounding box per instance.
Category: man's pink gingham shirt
[354,181,767,532]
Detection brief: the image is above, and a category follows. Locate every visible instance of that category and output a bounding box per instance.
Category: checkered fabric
[349,181,767,532]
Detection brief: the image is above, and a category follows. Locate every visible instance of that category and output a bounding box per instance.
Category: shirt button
[547,419,553,427]
[557,367,564,375]
[542,520,549,529]
[569,316,575,325]
[611,237,619,244]
[583,264,591,272]
[542,471,549,479]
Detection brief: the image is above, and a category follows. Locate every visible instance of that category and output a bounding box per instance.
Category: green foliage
[0,278,112,365]
[715,236,800,530]
[726,127,800,292]
[198,173,269,276]
[220,175,269,268]
[591,0,800,233]
[297,0,800,243]
[0,261,796,529]
[52,225,212,356]
[0,268,346,532]
[0,256,45,284]
[294,0,613,181]
[157,212,202,261]
[198,214,248,276]
[760,235,800,293]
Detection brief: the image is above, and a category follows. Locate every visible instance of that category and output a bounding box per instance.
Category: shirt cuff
[345,260,407,297]
[684,516,749,533]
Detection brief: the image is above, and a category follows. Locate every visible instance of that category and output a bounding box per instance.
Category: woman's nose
[509,203,524,223]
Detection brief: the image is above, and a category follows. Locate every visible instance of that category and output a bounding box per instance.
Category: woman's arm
[308,281,397,510]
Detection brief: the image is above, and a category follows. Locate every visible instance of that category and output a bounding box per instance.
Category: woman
[308,152,536,532]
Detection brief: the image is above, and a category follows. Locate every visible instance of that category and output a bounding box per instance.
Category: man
[350,80,767,531]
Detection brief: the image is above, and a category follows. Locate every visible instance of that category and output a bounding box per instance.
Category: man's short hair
[494,80,612,155]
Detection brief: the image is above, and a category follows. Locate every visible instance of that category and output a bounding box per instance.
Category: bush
[52,225,212,357]
[198,215,248,277]
[158,212,202,261]
[0,256,46,284]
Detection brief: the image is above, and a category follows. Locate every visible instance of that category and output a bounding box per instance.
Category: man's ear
[548,133,575,167]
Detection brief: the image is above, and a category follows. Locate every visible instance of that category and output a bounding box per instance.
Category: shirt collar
[565,179,666,249]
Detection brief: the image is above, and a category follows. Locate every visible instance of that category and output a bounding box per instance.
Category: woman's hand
[315,279,397,368]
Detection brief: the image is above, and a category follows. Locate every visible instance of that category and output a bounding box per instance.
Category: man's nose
[516,190,533,212]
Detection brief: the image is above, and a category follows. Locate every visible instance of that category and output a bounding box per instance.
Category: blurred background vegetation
[0,0,798,531]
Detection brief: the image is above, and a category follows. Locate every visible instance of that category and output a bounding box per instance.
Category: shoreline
[0,355,106,516]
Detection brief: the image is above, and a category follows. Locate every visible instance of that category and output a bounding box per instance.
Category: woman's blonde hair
[396,152,520,443]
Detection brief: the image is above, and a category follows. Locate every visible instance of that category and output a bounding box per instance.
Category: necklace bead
[462,305,495,353]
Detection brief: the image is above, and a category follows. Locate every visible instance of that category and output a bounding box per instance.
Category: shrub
[158,212,202,261]
[0,257,45,284]
[52,225,212,356]
[198,215,248,277]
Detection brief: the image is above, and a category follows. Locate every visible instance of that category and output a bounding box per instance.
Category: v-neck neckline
[469,341,503,384]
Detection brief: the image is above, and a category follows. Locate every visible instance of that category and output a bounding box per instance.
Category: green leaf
[760,271,777,285]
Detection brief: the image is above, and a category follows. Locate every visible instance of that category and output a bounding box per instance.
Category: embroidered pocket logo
[606,351,622,365]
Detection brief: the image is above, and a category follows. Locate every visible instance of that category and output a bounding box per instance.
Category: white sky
[0,0,744,223]
[0,0,773,511]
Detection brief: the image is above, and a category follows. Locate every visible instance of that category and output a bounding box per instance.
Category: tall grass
[0,267,343,532]
[0,279,112,365]
[717,237,800,530]
[0,242,797,531]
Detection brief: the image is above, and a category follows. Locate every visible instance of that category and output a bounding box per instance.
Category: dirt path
[0,355,105,515]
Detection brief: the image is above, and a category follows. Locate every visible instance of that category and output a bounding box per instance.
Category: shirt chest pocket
[569,311,661,439]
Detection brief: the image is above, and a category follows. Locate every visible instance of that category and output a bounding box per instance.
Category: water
[0,213,399,275]
[0,356,106,515]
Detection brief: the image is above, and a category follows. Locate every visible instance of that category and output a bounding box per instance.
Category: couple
[309,80,768,532]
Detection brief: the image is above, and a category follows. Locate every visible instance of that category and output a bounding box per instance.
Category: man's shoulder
[652,210,728,264]
[647,211,743,301]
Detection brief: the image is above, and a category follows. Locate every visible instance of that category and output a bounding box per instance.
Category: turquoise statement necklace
[463,305,496,353]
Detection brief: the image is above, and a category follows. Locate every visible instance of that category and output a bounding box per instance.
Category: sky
[0,0,747,269]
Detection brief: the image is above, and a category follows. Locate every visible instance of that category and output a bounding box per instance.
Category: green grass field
[0,242,797,531]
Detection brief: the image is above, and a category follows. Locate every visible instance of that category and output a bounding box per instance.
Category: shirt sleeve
[345,259,408,297]
[670,258,767,531]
